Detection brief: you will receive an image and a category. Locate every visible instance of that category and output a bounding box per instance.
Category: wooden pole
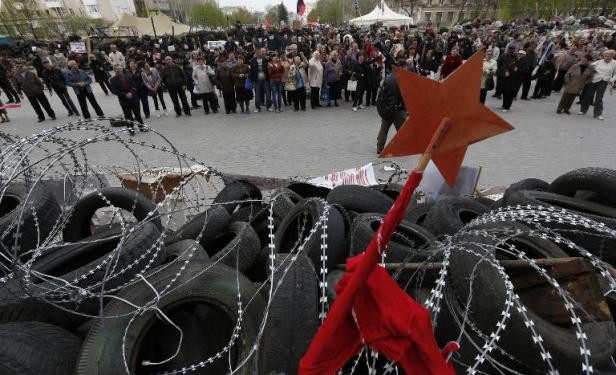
[151,17,157,39]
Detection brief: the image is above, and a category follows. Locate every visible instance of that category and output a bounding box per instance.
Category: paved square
[3,84,615,189]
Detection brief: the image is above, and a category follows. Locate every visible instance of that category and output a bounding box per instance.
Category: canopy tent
[349,3,413,27]
[112,13,191,36]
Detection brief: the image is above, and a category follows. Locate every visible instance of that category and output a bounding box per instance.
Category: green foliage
[191,2,226,28]
[266,5,279,25]
[308,0,373,24]
[277,3,289,24]
[229,7,258,24]
[496,0,616,19]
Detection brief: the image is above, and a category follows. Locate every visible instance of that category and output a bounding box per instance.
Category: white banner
[69,42,86,54]
[308,163,378,189]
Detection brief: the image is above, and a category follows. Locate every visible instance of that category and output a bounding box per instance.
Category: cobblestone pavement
[3,83,616,189]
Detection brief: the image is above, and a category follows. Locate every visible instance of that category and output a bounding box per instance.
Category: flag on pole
[353,0,360,16]
[379,0,385,11]
[265,16,270,30]
[297,0,306,16]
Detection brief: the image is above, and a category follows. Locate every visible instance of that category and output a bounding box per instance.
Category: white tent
[349,3,413,27]
[112,13,191,36]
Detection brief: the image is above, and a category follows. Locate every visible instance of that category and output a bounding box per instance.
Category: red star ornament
[380,50,514,186]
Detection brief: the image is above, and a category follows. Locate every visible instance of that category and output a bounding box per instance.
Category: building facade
[398,0,474,26]
[38,0,136,20]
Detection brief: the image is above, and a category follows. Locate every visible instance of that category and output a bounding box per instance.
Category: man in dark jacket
[519,42,537,100]
[160,56,191,117]
[376,68,406,154]
[41,60,79,116]
[493,45,516,99]
[110,64,144,135]
[249,48,271,112]
[13,62,56,122]
[0,62,20,103]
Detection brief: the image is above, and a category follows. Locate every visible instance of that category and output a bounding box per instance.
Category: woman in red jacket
[268,55,285,113]
[440,46,464,80]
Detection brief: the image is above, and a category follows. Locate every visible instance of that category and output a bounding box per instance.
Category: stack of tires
[1,168,616,374]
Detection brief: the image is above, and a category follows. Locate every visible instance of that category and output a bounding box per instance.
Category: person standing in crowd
[308,50,323,109]
[580,49,616,120]
[109,64,144,136]
[376,68,406,154]
[342,50,355,102]
[216,55,236,114]
[0,96,10,123]
[532,57,556,99]
[268,55,284,113]
[13,62,55,122]
[553,49,577,92]
[324,51,342,107]
[192,56,218,115]
[250,48,271,113]
[65,60,104,120]
[280,54,291,107]
[89,53,112,96]
[41,60,79,117]
[231,55,253,114]
[351,52,369,112]
[288,56,307,111]
[161,56,191,117]
[519,42,537,100]
[418,49,439,77]
[126,60,150,119]
[501,50,523,112]
[494,46,516,99]
[142,62,168,117]
[557,54,594,115]
[440,46,464,80]
[108,44,125,68]
[480,49,497,104]
[0,62,20,103]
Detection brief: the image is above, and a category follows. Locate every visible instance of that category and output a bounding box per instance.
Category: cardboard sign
[69,42,86,54]
[416,161,481,200]
[309,163,378,188]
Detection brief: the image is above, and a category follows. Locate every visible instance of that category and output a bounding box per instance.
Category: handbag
[285,80,296,91]
[347,79,358,92]
[485,75,495,91]
[244,77,253,91]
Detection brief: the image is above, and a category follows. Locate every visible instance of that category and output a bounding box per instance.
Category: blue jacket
[65,69,93,94]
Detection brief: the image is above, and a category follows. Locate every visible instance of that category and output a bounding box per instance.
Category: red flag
[265,16,270,31]
[297,0,306,16]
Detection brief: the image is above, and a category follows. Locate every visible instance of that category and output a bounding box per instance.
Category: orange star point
[380,50,514,186]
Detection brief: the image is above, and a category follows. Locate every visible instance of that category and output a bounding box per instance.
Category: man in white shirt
[107,44,125,68]
[580,49,616,120]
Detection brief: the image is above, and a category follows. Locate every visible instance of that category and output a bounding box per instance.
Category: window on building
[447,11,454,22]
[424,11,432,22]
[436,11,443,24]
[85,4,99,13]
[450,0,455,4]
[427,0,432,6]
[438,0,444,5]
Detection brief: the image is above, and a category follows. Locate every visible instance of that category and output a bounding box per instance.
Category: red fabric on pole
[299,171,457,374]
[297,0,306,16]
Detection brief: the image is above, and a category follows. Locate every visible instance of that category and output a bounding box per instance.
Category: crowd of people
[1,17,615,142]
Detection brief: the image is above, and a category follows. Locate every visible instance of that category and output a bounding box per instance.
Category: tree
[229,7,258,24]
[191,2,226,28]
[277,3,289,25]
[265,5,279,25]
[0,0,44,39]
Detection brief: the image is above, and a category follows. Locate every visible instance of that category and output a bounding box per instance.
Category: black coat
[90,59,110,82]
[351,62,369,91]
[160,64,187,88]
[249,57,270,82]
[110,74,139,105]
[377,72,404,120]
[41,67,66,91]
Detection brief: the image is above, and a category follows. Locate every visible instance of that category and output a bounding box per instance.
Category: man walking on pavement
[161,56,191,117]
[65,60,104,120]
[110,64,145,136]
[41,60,79,116]
[375,58,407,154]
[13,62,55,122]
